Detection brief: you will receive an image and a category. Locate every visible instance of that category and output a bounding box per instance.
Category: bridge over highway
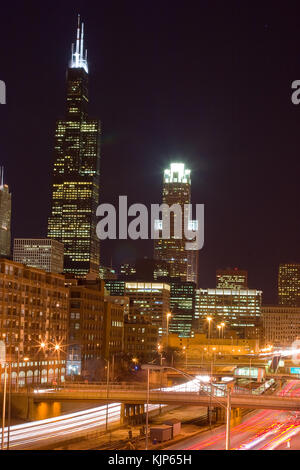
[16,387,300,411]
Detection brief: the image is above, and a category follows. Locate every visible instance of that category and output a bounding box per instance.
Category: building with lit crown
[154,163,198,285]
[216,268,248,290]
[48,16,101,277]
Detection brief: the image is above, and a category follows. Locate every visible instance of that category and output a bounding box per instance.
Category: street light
[142,364,233,450]
[206,316,212,340]
[39,342,46,385]
[54,344,61,386]
[183,346,187,369]
[104,358,110,432]
[166,313,172,347]
[217,325,221,339]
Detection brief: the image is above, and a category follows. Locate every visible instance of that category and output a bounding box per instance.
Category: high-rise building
[154,163,198,285]
[48,16,101,278]
[197,288,262,339]
[13,238,64,274]
[169,281,196,337]
[66,277,124,379]
[124,311,159,360]
[278,263,300,306]
[0,168,11,257]
[216,268,248,290]
[105,280,170,336]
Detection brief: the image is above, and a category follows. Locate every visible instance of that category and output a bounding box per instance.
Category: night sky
[1,1,300,303]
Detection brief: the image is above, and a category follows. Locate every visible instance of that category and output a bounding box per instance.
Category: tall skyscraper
[154,163,198,285]
[48,16,101,277]
[0,167,11,257]
[278,263,300,306]
[13,238,64,273]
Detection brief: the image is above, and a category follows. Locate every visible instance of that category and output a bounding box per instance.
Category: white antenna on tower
[70,14,88,73]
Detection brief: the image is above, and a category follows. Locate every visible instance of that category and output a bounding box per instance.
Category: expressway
[167,379,300,450]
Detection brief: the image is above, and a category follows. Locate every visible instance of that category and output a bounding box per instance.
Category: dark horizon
[1,1,300,303]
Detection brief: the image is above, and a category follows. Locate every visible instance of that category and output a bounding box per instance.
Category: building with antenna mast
[48,15,101,277]
[0,167,11,257]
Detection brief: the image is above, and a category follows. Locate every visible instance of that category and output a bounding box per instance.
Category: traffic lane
[167,409,283,450]
[167,380,300,450]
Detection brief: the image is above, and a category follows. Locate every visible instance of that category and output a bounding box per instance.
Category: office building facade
[13,238,64,274]
[197,288,262,339]
[278,263,300,307]
[262,305,300,347]
[169,281,196,337]
[0,259,68,385]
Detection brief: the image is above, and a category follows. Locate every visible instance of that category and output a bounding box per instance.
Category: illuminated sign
[290,367,300,374]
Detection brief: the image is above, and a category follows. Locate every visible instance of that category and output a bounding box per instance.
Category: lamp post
[54,344,61,386]
[183,346,187,369]
[1,362,7,450]
[221,322,225,339]
[225,385,231,450]
[39,342,46,385]
[166,313,171,348]
[142,364,233,450]
[105,359,110,432]
[157,345,163,414]
[145,367,150,450]
[206,316,212,340]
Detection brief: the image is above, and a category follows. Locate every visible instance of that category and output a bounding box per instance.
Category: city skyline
[1,3,300,303]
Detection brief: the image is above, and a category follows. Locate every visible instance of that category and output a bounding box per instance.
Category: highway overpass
[15,387,300,411]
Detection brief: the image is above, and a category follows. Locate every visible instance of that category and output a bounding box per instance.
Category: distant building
[13,238,64,274]
[124,311,159,360]
[154,163,198,285]
[262,305,300,347]
[0,168,11,257]
[197,288,262,339]
[166,333,259,357]
[119,259,169,282]
[66,277,124,379]
[119,263,136,279]
[105,280,170,336]
[0,259,68,385]
[169,281,196,337]
[278,263,300,307]
[99,265,118,280]
[216,268,248,290]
